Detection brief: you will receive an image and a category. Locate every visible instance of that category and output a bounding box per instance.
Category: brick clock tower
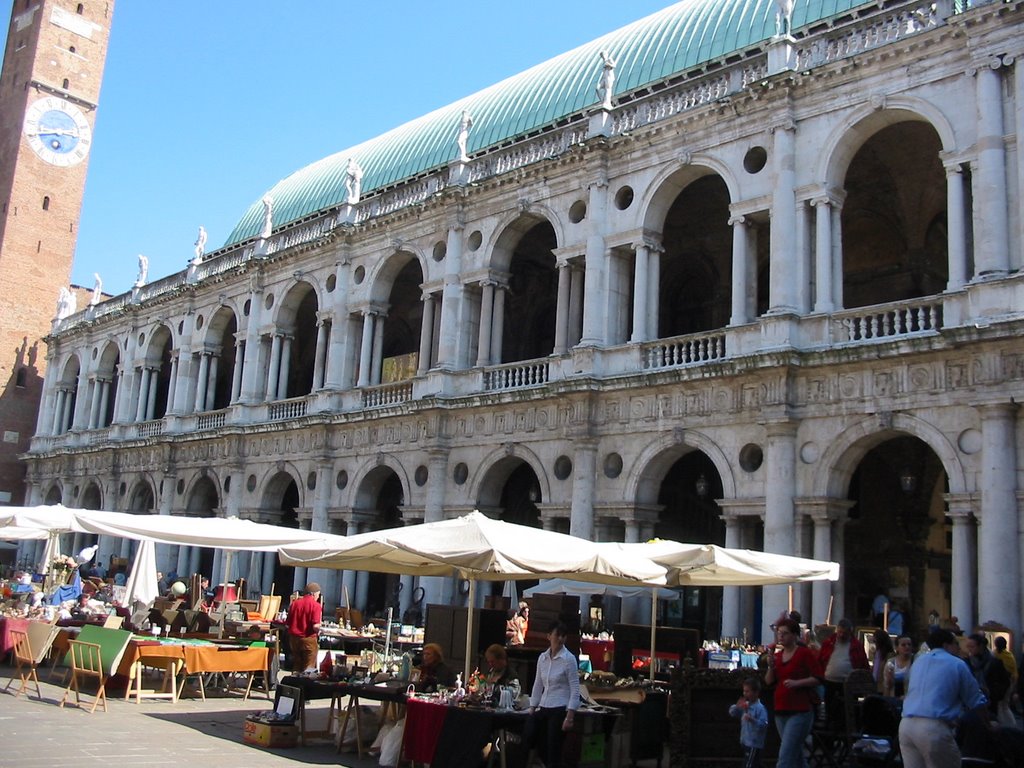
[0,0,114,505]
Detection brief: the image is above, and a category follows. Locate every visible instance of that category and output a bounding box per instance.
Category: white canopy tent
[280,510,667,680]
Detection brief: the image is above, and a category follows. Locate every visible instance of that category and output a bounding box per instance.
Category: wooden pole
[826,595,834,625]
[788,585,793,613]
[883,601,889,632]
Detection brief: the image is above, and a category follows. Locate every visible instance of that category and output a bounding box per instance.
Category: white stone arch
[271,278,321,331]
[57,352,83,387]
[624,430,737,506]
[367,247,429,304]
[199,303,241,347]
[126,475,157,513]
[95,338,122,378]
[183,471,222,516]
[469,443,552,509]
[350,454,412,516]
[79,479,104,510]
[813,412,968,499]
[639,155,740,234]
[140,323,175,367]
[487,205,564,273]
[258,465,306,511]
[820,99,957,190]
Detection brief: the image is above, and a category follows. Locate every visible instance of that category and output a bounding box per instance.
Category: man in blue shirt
[899,628,993,768]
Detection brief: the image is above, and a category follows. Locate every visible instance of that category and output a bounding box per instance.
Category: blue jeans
[775,710,814,768]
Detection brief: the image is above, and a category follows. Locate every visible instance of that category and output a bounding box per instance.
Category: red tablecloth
[403,697,449,763]
[581,638,615,672]
[0,616,30,656]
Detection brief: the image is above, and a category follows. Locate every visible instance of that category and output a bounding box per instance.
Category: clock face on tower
[23,96,93,167]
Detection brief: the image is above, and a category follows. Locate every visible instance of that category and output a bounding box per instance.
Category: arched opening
[843,435,949,636]
[185,476,219,580]
[502,221,558,363]
[44,485,62,504]
[57,356,81,433]
[143,325,174,419]
[96,342,120,427]
[259,472,301,595]
[841,121,948,308]
[80,482,102,510]
[276,284,318,398]
[207,308,238,409]
[380,258,424,381]
[128,481,155,513]
[654,451,725,636]
[657,175,737,337]
[353,466,404,618]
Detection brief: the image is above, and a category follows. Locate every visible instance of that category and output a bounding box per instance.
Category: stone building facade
[21,0,1024,643]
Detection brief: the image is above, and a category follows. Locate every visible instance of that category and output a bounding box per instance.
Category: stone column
[810,511,835,626]
[86,376,101,428]
[568,263,584,347]
[646,242,661,340]
[944,164,968,290]
[205,351,219,410]
[476,282,495,366]
[973,60,1009,278]
[325,257,353,387]
[51,389,65,434]
[357,312,374,387]
[436,221,465,369]
[812,197,834,313]
[238,288,264,404]
[569,439,597,540]
[230,336,245,402]
[194,352,210,413]
[266,333,282,400]
[977,403,1019,631]
[277,335,293,397]
[417,293,436,375]
[490,285,506,363]
[721,514,743,638]
[630,241,650,343]
[98,378,112,428]
[729,215,750,325]
[581,168,609,346]
[312,316,330,390]
[165,356,178,415]
[769,120,799,313]
[340,518,360,615]
[945,495,977,630]
[308,464,338,610]
[136,367,152,421]
[145,368,158,420]
[371,317,385,384]
[554,263,571,355]
[762,421,797,642]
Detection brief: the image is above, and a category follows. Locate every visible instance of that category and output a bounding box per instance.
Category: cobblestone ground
[0,665,380,768]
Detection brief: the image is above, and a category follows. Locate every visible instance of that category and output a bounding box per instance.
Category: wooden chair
[59,639,108,713]
[4,630,42,699]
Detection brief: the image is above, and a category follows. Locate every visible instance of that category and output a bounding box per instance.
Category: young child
[729,676,769,768]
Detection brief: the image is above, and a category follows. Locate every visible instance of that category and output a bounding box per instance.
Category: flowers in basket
[51,554,77,573]
[466,668,488,695]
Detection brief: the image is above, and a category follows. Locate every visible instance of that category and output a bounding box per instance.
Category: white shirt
[530,645,580,711]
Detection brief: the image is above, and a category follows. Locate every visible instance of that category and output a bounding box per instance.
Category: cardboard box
[243,717,298,748]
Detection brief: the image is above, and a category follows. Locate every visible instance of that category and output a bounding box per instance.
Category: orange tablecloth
[118,640,268,676]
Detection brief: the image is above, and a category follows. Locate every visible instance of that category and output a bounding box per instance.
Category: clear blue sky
[3,1,673,295]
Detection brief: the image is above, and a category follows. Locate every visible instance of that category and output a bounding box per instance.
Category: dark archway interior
[659,175,735,336]
[655,452,725,635]
[212,314,237,409]
[842,121,948,308]
[381,260,424,377]
[845,435,949,634]
[366,473,404,618]
[286,291,318,398]
[499,462,543,529]
[502,222,557,363]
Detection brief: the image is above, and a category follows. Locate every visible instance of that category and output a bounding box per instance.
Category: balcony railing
[196,410,228,430]
[832,298,943,343]
[133,419,165,439]
[362,381,413,408]
[642,331,728,370]
[483,360,551,392]
[268,398,308,421]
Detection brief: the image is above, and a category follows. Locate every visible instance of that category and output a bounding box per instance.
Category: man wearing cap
[286,583,323,672]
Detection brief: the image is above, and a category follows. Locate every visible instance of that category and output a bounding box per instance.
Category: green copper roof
[225,0,872,246]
